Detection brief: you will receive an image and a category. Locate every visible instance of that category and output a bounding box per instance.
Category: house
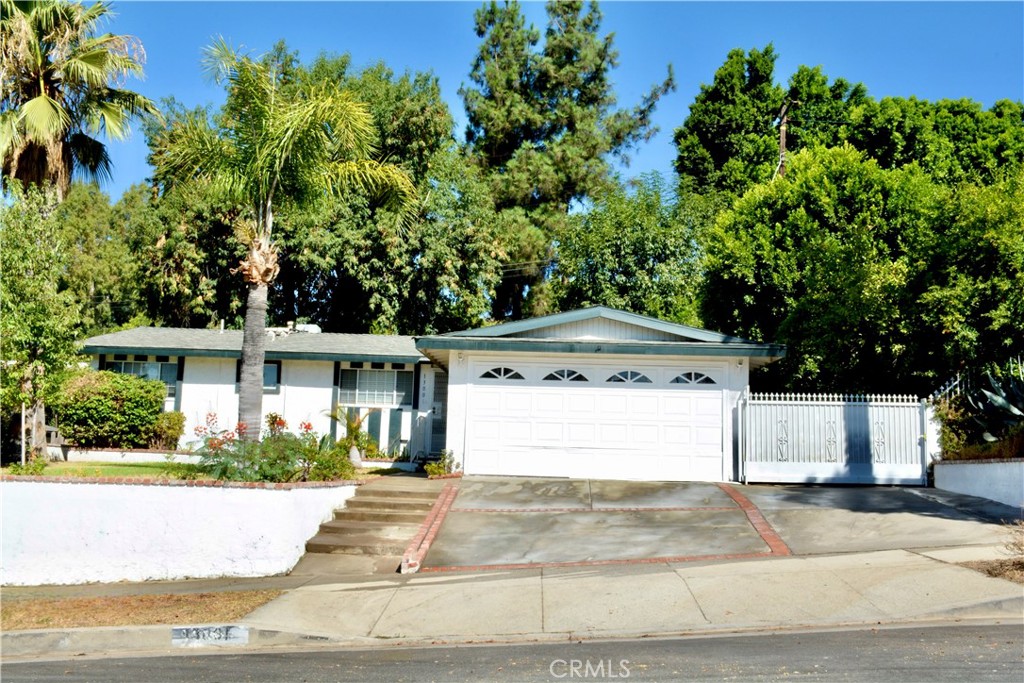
[81,325,441,458]
[81,307,784,481]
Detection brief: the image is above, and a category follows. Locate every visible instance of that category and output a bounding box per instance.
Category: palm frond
[20,93,70,142]
[68,130,112,183]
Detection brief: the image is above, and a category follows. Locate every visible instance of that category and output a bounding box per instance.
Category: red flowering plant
[194,412,355,482]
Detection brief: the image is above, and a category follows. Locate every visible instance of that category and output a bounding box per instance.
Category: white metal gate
[740,392,928,485]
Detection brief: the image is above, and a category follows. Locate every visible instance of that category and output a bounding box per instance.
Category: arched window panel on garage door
[670,371,717,385]
[542,369,589,382]
[606,370,652,383]
[480,367,525,380]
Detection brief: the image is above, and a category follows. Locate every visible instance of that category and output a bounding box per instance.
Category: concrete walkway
[3,481,1022,660]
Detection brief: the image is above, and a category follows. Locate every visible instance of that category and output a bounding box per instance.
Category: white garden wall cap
[81,327,426,364]
[934,457,1024,465]
[0,474,365,489]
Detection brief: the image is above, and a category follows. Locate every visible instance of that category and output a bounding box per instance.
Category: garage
[416,307,784,483]
[465,360,725,480]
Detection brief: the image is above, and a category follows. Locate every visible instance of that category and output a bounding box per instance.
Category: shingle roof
[82,327,425,363]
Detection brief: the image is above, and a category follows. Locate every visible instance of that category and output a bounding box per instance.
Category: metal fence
[739,392,928,485]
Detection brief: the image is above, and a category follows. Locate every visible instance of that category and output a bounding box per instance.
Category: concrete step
[334,509,427,524]
[305,533,410,556]
[318,519,420,538]
[344,496,435,512]
[353,485,442,499]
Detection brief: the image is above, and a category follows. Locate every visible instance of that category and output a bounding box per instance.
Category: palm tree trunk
[238,282,268,440]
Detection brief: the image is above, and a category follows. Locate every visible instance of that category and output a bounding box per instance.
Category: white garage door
[464,360,726,482]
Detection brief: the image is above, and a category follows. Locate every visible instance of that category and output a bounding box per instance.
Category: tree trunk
[238,282,269,440]
[30,394,46,458]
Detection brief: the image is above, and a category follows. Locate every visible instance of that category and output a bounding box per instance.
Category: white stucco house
[81,326,442,458]
[81,307,784,482]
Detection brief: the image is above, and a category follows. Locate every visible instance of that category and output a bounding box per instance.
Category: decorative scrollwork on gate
[872,420,887,463]
[776,418,789,462]
[825,420,838,462]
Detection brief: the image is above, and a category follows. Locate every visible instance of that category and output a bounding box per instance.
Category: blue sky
[101,1,1024,200]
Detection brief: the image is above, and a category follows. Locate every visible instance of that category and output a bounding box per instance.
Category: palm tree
[152,39,416,438]
[0,0,157,200]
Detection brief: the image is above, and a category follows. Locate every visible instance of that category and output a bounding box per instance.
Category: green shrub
[193,414,355,482]
[425,449,460,477]
[150,411,185,450]
[52,371,165,448]
[932,396,972,456]
[7,456,47,475]
[941,424,1024,461]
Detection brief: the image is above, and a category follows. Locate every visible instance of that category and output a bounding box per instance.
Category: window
[480,367,525,380]
[543,369,588,382]
[106,359,178,398]
[235,360,282,392]
[670,371,717,385]
[606,370,652,384]
[337,368,414,406]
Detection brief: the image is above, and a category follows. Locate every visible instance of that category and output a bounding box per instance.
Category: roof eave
[416,336,786,359]
[441,306,755,344]
[83,344,426,364]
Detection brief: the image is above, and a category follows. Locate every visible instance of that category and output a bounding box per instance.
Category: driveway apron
[422,476,774,569]
[421,476,1019,570]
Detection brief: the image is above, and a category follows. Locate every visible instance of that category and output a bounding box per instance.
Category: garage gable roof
[416,307,785,367]
[438,306,751,343]
[82,327,426,364]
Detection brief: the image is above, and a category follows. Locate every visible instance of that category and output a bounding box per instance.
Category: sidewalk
[4,543,1022,660]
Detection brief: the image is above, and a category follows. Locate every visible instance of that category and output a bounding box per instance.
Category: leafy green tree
[673,45,783,196]
[785,65,868,151]
[553,174,702,325]
[150,40,414,436]
[912,170,1024,377]
[237,49,501,334]
[0,182,82,456]
[847,97,1024,185]
[52,182,148,334]
[0,0,157,199]
[462,0,675,319]
[701,145,941,394]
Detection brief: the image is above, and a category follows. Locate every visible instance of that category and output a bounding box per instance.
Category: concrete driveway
[421,476,1018,570]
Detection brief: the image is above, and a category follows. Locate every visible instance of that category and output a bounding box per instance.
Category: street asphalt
[2,478,1022,662]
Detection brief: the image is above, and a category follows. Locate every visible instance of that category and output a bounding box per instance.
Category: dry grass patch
[960,520,1024,585]
[1,590,282,631]
[960,559,1024,585]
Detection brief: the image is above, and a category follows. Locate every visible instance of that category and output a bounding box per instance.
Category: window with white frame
[105,359,178,397]
[337,368,414,406]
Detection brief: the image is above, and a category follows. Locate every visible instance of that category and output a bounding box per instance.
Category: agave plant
[967,360,1024,442]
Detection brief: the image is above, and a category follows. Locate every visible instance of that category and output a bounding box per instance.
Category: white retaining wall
[0,480,357,586]
[933,460,1024,509]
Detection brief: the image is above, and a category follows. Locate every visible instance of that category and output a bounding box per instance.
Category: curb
[400,482,459,573]
[5,600,1022,662]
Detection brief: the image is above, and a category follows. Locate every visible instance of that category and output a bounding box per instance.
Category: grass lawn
[1,590,283,630]
[2,460,210,479]
[2,460,407,481]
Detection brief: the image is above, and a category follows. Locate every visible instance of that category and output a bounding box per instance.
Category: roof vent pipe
[220,320,225,334]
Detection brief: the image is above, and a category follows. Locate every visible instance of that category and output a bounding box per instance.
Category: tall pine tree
[461,0,674,319]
